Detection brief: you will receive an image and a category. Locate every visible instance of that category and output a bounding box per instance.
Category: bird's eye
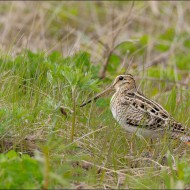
[119,76,124,80]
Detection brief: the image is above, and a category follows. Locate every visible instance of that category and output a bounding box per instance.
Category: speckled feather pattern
[110,77,189,141]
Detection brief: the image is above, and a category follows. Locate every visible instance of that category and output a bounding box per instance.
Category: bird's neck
[117,86,137,94]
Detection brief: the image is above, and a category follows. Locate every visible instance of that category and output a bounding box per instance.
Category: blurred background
[0,1,190,189]
[1,1,190,75]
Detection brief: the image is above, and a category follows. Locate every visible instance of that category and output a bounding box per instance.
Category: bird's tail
[180,136,190,146]
[171,121,190,147]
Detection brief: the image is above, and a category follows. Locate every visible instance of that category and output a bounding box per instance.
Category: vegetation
[0,1,190,189]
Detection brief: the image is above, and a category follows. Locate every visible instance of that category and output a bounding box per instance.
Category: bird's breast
[110,91,129,124]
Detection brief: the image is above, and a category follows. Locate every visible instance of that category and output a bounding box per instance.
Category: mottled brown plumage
[80,74,190,145]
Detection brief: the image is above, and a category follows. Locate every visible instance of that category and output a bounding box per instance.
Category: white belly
[121,124,161,138]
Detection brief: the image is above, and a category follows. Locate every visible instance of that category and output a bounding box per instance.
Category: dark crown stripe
[125,74,134,79]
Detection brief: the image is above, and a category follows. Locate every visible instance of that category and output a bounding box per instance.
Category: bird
[80,74,190,146]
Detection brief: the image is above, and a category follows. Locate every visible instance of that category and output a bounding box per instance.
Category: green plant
[0,40,189,189]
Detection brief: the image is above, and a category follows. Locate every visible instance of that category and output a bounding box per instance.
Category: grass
[0,1,190,189]
[0,50,189,189]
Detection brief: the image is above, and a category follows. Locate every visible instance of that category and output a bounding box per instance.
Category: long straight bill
[80,86,113,107]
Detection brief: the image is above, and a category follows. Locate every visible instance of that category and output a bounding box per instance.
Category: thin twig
[81,160,151,189]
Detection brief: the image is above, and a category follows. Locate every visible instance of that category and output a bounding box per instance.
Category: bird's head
[80,74,136,107]
[112,74,136,92]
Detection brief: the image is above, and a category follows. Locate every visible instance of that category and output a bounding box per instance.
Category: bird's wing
[121,91,185,133]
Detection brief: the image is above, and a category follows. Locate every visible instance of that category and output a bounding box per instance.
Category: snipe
[80,74,190,145]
